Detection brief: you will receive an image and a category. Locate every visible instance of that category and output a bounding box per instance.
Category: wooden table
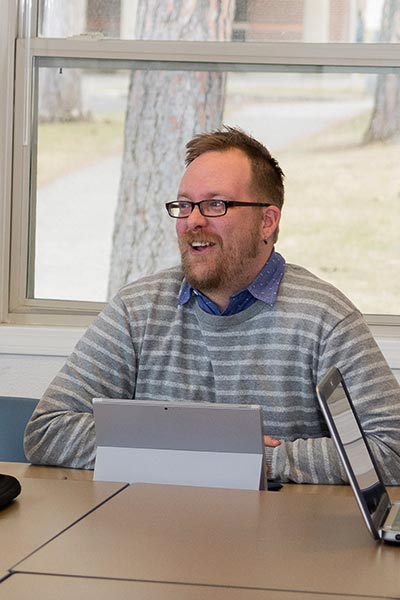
[13,482,400,598]
[0,572,391,600]
[0,461,93,481]
[0,463,126,572]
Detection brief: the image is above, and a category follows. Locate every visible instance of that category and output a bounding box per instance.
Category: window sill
[0,324,85,356]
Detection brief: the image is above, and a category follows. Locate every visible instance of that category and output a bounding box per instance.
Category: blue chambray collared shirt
[178,249,285,316]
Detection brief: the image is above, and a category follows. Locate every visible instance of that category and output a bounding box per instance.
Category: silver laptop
[316,367,400,544]
[93,399,265,491]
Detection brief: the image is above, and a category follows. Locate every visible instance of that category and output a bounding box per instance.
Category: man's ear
[262,205,281,241]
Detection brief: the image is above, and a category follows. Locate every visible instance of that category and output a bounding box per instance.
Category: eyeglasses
[165,199,271,218]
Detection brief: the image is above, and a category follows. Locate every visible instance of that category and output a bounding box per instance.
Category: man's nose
[186,204,208,228]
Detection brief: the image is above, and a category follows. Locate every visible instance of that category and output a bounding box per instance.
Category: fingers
[264,435,281,447]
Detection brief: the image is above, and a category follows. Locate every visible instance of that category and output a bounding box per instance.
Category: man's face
[176,149,277,305]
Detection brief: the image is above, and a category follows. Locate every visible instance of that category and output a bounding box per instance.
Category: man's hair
[185,126,285,210]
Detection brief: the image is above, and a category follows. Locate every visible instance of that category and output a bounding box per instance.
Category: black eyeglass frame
[165,199,272,218]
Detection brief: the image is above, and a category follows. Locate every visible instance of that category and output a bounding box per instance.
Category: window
[2,0,400,330]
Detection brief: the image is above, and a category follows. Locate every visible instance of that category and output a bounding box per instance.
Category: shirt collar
[178,249,285,308]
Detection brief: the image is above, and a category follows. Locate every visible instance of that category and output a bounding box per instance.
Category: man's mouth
[180,233,221,255]
[191,241,216,251]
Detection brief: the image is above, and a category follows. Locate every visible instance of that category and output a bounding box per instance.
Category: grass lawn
[277,111,400,314]
[37,114,124,187]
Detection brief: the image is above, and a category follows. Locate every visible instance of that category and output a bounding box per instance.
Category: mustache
[180,232,222,246]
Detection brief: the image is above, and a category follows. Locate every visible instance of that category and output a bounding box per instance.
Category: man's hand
[264,435,281,448]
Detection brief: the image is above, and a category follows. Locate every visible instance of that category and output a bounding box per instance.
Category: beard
[179,231,260,295]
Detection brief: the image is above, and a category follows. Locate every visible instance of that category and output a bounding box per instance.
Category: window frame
[1,4,400,333]
[0,0,17,327]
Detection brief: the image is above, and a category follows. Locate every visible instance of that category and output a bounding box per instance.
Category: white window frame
[1,1,400,339]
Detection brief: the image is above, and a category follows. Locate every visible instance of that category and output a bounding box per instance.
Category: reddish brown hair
[185,126,285,210]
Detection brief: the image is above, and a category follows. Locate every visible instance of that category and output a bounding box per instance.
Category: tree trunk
[39,0,85,122]
[107,0,234,297]
[363,0,400,143]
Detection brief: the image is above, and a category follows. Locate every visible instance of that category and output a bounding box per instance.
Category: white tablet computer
[93,399,265,491]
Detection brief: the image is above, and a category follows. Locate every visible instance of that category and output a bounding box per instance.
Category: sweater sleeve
[266,311,400,485]
[24,295,137,469]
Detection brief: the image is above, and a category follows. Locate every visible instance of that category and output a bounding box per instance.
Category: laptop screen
[317,368,390,535]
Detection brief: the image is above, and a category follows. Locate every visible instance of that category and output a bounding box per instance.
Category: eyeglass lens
[169,200,226,217]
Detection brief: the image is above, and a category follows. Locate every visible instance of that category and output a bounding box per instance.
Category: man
[24,127,400,484]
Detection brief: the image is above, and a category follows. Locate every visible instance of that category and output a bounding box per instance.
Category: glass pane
[226,71,400,315]
[38,0,395,44]
[33,68,130,302]
[31,62,400,315]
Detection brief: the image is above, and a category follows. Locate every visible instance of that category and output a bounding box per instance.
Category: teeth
[192,241,214,247]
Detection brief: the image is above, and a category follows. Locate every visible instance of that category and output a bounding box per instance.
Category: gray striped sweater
[24,264,400,484]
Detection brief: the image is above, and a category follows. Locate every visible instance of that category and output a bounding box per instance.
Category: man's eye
[208,200,224,208]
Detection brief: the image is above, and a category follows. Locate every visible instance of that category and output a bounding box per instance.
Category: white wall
[0,354,65,397]
[0,326,83,398]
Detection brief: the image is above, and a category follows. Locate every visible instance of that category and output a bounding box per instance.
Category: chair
[0,396,38,462]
